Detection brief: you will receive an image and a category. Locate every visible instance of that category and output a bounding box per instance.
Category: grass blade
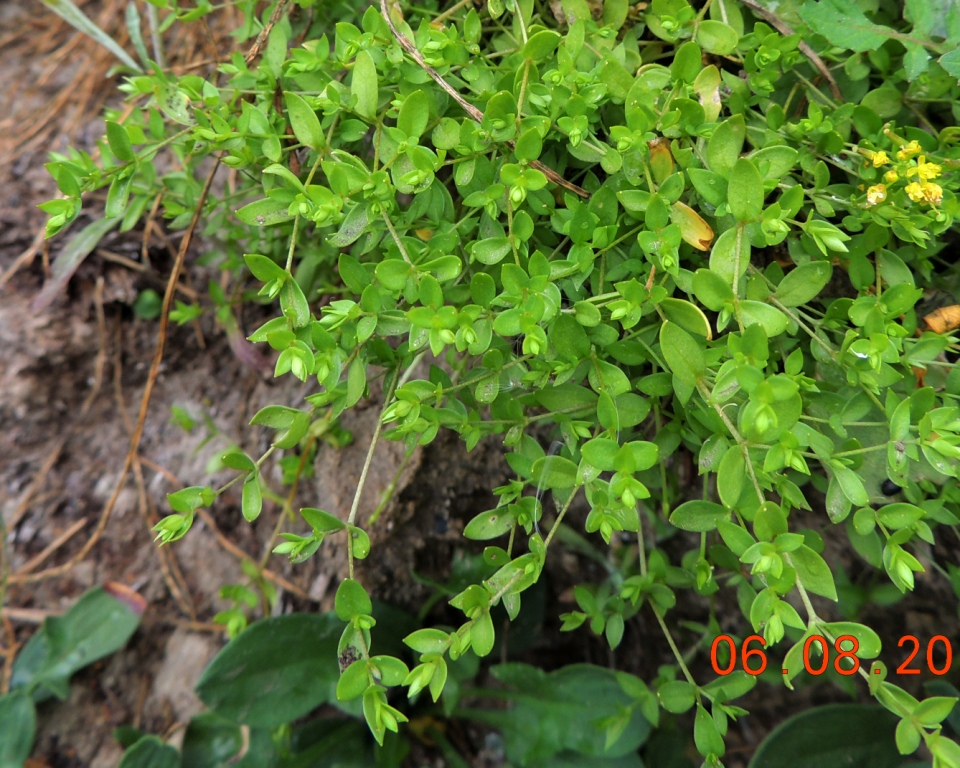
[39,0,142,71]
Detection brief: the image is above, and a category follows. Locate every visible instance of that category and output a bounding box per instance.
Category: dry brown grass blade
[110,323,197,620]
[9,157,224,586]
[378,0,589,199]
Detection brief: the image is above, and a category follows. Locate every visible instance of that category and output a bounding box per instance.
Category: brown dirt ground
[0,3,511,765]
[1,3,958,768]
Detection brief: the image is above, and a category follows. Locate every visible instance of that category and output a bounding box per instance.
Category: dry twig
[9,158,224,586]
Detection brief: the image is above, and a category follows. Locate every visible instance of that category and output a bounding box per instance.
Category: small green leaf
[775,262,833,307]
[531,455,579,489]
[523,29,562,60]
[697,20,738,54]
[471,610,496,656]
[236,198,295,227]
[398,89,431,139]
[301,507,345,533]
[336,579,373,621]
[241,473,262,522]
[280,277,311,327]
[659,680,697,713]
[798,0,890,53]
[709,227,750,286]
[670,500,729,532]
[693,268,734,311]
[832,464,870,506]
[707,114,745,175]
[285,92,325,150]
[349,526,371,559]
[717,446,746,508]
[789,545,838,601]
[472,237,512,265]
[694,703,725,757]
[464,509,515,540]
[660,298,712,338]
[337,659,370,701]
[220,449,256,472]
[352,50,378,120]
[818,622,882,658]
[660,321,705,388]
[105,120,135,162]
[688,167,728,208]
[740,301,789,337]
[573,300,602,327]
[728,158,763,222]
[514,128,543,162]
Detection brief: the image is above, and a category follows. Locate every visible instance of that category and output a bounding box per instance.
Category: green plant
[35,0,960,765]
[0,584,145,767]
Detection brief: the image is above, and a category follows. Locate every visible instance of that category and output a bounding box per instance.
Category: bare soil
[0,3,510,765]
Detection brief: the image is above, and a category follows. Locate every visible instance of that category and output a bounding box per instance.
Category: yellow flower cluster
[866,184,886,205]
[865,143,943,207]
[896,140,922,160]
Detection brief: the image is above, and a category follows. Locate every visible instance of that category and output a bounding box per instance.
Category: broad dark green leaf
[10,584,145,702]
[118,735,180,768]
[181,712,243,767]
[469,664,651,764]
[749,704,899,768]
[797,0,890,53]
[0,692,35,768]
[196,614,342,727]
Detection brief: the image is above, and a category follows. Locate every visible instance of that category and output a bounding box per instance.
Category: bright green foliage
[35,0,960,764]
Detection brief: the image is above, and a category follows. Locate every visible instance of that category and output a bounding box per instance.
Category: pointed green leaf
[285,92,325,150]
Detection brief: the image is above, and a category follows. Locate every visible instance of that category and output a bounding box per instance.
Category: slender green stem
[653,607,698,688]
[697,381,765,504]
[543,487,580,549]
[383,210,413,264]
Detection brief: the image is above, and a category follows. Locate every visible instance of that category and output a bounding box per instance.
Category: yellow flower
[906,156,942,180]
[884,170,899,183]
[871,150,889,167]
[922,181,943,205]
[897,140,922,161]
[865,184,886,206]
[905,182,925,202]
